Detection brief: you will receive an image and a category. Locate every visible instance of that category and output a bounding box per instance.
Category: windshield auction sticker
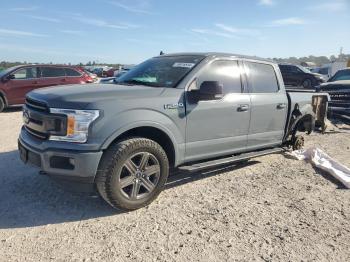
[173,62,195,68]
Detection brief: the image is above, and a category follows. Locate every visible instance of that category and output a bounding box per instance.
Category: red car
[0,65,93,112]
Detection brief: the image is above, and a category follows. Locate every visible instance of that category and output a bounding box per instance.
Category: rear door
[185,59,251,162]
[39,67,66,87]
[6,67,39,104]
[244,61,288,150]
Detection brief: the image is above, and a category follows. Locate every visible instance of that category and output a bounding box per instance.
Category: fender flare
[284,101,316,141]
[100,121,181,165]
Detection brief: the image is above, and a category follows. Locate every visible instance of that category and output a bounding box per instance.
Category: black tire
[95,138,169,211]
[301,78,312,89]
[0,97,5,112]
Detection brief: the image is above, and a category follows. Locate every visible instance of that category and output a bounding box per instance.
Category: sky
[0,0,349,64]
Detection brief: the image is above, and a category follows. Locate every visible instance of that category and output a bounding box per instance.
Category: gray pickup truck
[18,53,329,210]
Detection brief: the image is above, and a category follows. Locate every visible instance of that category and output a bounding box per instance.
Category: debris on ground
[290,147,350,189]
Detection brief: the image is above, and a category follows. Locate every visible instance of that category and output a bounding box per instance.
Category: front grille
[330,93,350,101]
[25,97,48,112]
[328,92,350,110]
[23,98,67,140]
[25,126,49,140]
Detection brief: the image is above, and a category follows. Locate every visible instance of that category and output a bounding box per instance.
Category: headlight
[49,108,99,143]
[317,75,326,81]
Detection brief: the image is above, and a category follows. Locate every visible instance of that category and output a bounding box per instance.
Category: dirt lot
[0,108,349,261]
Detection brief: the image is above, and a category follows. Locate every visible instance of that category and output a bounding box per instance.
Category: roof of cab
[155,52,275,64]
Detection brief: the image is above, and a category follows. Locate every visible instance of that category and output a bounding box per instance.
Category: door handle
[61,78,66,82]
[237,104,249,112]
[32,81,38,85]
[277,103,286,109]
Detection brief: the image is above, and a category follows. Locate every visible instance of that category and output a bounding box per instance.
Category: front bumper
[18,128,103,184]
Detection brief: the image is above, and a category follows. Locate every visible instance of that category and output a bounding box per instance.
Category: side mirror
[1,74,14,83]
[7,74,15,80]
[199,81,223,100]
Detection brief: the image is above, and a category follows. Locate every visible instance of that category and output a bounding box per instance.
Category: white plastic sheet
[290,147,350,189]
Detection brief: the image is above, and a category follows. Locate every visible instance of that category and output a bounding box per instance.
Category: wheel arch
[287,112,315,139]
[101,123,179,167]
[293,113,315,134]
[284,101,315,141]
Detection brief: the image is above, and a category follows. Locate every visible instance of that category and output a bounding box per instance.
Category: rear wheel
[301,78,312,89]
[0,97,5,112]
[96,138,169,211]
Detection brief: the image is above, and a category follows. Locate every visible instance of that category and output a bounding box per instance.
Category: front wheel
[301,78,312,89]
[0,97,5,112]
[96,138,169,211]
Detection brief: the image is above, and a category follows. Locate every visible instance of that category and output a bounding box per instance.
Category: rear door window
[65,68,81,77]
[197,60,243,94]
[12,67,38,79]
[290,65,302,73]
[41,67,65,78]
[245,62,279,93]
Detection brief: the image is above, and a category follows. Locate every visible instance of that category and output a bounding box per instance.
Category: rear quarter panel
[285,91,329,137]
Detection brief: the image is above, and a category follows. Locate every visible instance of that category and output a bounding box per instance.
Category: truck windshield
[328,69,350,82]
[116,55,205,88]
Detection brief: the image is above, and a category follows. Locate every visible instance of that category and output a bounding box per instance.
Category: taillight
[85,75,93,83]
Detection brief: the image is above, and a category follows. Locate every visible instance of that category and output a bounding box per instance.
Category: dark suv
[278,64,326,88]
[0,65,93,112]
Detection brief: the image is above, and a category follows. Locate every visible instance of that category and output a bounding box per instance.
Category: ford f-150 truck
[18,53,329,211]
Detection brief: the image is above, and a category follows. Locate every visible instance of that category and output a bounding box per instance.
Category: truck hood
[319,80,350,92]
[312,73,323,78]
[27,83,165,109]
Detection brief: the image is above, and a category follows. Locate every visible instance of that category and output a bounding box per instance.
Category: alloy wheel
[119,152,161,200]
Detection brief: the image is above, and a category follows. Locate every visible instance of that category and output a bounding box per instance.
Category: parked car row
[0,65,93,112]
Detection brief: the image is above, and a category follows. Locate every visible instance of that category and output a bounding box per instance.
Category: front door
[6,67,39,104]
[185,60,251,162]
[243,61,288,150]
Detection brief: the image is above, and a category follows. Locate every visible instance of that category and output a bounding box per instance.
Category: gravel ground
[0,108,349,261]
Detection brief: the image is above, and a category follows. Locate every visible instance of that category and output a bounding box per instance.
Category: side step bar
[178,148,284,172]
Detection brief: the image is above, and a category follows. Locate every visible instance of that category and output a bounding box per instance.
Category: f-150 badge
[164,103,184,109]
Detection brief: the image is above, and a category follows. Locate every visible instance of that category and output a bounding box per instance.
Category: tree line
[270,54,350,66]
[1,54,350,71]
